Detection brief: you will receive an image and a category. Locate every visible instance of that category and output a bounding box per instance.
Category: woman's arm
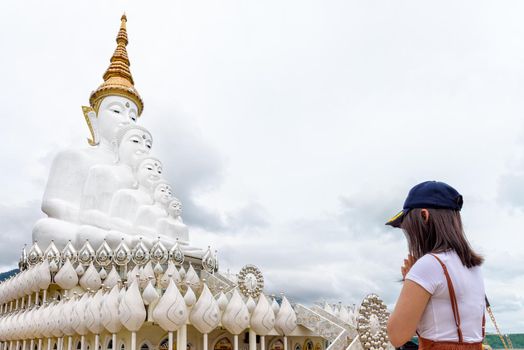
[387,280,431,347]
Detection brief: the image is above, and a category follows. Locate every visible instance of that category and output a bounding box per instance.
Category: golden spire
[89,14,144,115]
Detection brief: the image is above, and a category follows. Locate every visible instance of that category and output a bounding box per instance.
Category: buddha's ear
[82,106,99,146]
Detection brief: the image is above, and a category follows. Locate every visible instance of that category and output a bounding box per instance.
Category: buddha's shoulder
[52,147,112,166]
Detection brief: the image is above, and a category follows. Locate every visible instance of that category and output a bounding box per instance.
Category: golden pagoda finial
[89,14,144,115]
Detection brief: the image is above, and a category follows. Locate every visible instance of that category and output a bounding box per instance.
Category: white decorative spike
[221,289,249,335]
[184,287,196,307]
[250,294,275,335]
[54,259,78,290]
[217,291,228,312]
[118,279,146,332]
[246,296,256,313]
[271,296,280,314]
[152,278,188,331]
[142,280,160,306]
[104,266,121,289]
[101,285,122,333]
[189,284,220,334]
[185,264,200,290]
[79,262,102,291]
[274,296,297,336]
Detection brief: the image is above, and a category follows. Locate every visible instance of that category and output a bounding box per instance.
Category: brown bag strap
[430,254,464,343]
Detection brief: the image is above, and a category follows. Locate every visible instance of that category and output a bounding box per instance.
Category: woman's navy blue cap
[386,181,463,228]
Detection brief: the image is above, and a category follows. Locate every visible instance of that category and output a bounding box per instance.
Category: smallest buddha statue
[156,198,189,243]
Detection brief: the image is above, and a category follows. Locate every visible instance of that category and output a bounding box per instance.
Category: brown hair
[400,208,483,268]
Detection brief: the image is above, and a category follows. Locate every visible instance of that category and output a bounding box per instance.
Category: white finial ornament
[118,279,146,332]
[250,294,275,335]
[54,259,78,290]
[274,296,297,336]
[152,278,188,331]
[189,284,220,333]
[221,289,249,335]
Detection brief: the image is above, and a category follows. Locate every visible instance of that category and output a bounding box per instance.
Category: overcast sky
[1,0,523,333]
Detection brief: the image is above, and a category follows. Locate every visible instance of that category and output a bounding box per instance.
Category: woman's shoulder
[406,254,447,294]
[411,253,444,274]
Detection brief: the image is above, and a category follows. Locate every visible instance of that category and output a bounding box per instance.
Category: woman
[386,181,485,350]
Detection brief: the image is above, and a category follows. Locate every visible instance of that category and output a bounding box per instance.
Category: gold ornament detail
[82,106,98,146]
[89,14,144,116]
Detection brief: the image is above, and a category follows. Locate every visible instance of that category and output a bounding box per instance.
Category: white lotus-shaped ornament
[140,262,155,288]
[118,279,146,331]
[217,291,228,312]
[101,285,123,334]
[54,259,78,290]
[37,260,51,290]
[72,293,89,335]
[184,287,196,307]
[104,266,121,289]
[184,264,200,290]
[51,300,64,338]
[61,298,76,336]
[159,261,176,288]
[250,294,275,335]
[80,262,102,290]
[41,303,54,338]
[221,289,249,335]
[274,296,297,336]
[271,297,280,314]
[142,280,160,306]
[189,284,220,334]
[86,289,104,334]
[152,278,188,331]
[246,296,256,313]
[127,265,140,284]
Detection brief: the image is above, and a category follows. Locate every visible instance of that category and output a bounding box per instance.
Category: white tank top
[405,250,485,342]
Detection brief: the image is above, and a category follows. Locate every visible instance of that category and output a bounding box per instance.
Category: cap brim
[385,209,406,228]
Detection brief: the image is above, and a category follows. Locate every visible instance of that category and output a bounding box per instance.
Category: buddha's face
[97,96,139,144]
[136,158,163,190]
[153,183,173,205]
[168,199,182,217]
[118,128,152,168]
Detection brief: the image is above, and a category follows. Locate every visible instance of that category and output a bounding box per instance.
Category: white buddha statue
[32,15,144,249]
[156,198,189,243]
[79,124,153,229]
[133,181,172,239]
[108,157,163,234]
[76,125,153,248]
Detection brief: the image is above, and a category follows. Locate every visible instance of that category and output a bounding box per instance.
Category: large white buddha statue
[108,157,163,235]
[156,198,189,243]
[33,15,145,249]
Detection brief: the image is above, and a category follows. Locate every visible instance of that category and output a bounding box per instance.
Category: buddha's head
[113,124,152,168]
[136,157,163,190]
[153,182,173,206]
[96,96,139,145]
[167,198,182,218]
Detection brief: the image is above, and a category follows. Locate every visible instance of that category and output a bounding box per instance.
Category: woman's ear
[420,209,430,224]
